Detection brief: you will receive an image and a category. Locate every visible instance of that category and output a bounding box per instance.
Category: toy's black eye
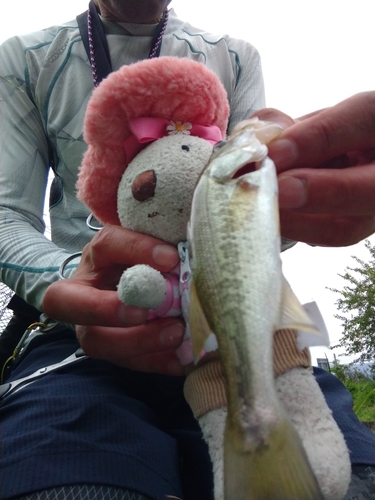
[181,145,190,152]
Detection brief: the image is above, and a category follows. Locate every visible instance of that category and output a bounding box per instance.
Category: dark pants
[9,467,375,499]
[2,307,374,500]
[12,485,151,500]
[345,465,375,500]
[0,323,213,500]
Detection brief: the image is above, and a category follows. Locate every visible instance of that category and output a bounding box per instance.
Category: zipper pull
[178,241,191,284]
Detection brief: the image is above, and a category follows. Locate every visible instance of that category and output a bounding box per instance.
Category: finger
[43,280,149,326]
[76,318,185,358]
[296,108,327,121]
[268,91,375,172]
[250,107,295,130]
[76,317,185,375]
[278,164,375,216]
[279,210,375,247]
[43,227,180,325]
[86,225,179,272]
[113,351,184,376]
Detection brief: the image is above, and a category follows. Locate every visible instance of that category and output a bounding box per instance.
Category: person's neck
[145,14,164,24]
[105,13,164,24]
[94,1,164,24]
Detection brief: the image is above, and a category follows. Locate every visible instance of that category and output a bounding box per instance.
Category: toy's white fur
[118,264,166,309]
[200,368,351,500]
[117,135,213,245]
[275,368,351,500]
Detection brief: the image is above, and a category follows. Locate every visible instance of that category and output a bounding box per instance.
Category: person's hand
[43,226,185,375]
[252,91,375,246]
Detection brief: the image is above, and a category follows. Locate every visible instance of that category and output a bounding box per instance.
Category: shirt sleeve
[226,39,266,132]
[0,36,76,312]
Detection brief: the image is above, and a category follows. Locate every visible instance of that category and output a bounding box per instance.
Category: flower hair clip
[166,121,192,135]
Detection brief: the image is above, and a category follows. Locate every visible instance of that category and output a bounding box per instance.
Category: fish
[187,118,324,500]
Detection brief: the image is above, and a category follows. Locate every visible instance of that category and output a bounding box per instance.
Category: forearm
[0,206,77,311]
[0,38,79,309]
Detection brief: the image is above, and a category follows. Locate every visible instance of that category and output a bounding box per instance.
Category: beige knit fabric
[184,329,311,418]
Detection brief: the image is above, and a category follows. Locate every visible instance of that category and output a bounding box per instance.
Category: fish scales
[191,158,282,436]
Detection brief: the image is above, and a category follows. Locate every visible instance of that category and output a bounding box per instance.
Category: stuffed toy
[77,57,350,500]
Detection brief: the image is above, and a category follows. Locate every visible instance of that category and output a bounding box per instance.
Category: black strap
[77,1,168,85]
[77,1,112,85]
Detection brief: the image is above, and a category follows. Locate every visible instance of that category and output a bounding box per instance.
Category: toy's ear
[77,57,229,225]
[77,146,124,225]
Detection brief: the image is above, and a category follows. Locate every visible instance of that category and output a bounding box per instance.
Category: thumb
[249,107,295,131]
[267,91,375,172]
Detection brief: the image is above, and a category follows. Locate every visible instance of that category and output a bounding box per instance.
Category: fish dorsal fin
[278,276,321,336]
[189,278,212,363]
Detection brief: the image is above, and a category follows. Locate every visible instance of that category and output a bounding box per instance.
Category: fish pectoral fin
[189,279,212,363]
[224,417,324,500]
[278,276,321,335]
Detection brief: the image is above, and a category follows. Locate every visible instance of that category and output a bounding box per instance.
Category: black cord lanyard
[77,1,168,86]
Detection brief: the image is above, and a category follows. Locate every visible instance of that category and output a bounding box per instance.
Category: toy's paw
[117,264,166,309]
[199,407,227,500]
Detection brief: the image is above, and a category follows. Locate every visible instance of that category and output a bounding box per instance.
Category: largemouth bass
[187,119,323,500]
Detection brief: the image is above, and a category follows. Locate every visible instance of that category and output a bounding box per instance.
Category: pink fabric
[144,261,212,365]
[123,117,223,164]
[176,339,196,365]
[147,267,181,320]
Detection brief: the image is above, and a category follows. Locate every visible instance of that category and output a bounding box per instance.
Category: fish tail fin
[224,416,324,500]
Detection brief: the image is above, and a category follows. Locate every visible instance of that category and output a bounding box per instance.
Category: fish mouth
[232,161,262,179]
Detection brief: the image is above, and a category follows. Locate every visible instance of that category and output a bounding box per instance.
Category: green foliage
[328,240,375,364]
[353,386,374,420]
[330,361,375,423]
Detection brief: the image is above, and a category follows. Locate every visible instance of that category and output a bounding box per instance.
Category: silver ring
[58,252,82,280]
[86,213,103,231]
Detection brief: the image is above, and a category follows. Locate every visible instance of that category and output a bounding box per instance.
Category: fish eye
[181,145,190,152]
[213,140,227,152]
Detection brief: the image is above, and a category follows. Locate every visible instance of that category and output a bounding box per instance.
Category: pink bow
[123,117,223,164]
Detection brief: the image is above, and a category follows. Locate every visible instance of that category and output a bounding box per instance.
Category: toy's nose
[131,170,156,201]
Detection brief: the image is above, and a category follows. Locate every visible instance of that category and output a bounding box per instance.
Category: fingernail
[160,322,184,347]
[117,303,148,325]
[268,139,299,170]
[152,244,179,267]
[278,176,307,209]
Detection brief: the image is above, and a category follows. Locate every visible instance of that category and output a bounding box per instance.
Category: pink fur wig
[77,56,229,225]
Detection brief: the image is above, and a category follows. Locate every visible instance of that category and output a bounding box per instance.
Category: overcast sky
[1,0,374,364]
